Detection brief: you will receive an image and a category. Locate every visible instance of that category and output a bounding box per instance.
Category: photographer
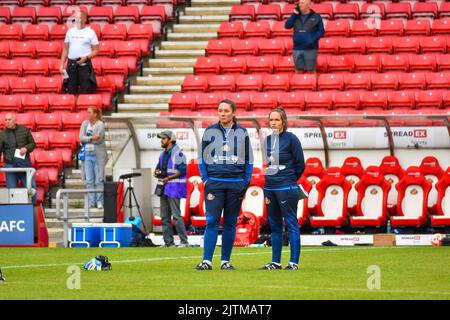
[154,130,189,248]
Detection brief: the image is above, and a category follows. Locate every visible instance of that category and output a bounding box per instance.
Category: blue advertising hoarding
[0,205,34,245]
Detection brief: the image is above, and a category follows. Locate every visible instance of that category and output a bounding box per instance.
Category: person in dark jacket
[285,0,324,73]
[261,108,306,270]
[195,100,253,270]
[0,113,37,204]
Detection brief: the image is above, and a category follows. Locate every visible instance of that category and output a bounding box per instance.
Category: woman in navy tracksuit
[262,107,305,270]
[195,100,253,270]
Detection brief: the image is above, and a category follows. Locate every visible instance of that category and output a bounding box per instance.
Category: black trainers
[261,262,282,270]
[0,269,5,281]
[220,262,236,270]
[194,262,212,270]
[285,263,299,270]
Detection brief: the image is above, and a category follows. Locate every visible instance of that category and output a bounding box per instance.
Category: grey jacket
[79,120,108,181]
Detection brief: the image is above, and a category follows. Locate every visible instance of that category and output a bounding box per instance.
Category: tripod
[119,175,147,233]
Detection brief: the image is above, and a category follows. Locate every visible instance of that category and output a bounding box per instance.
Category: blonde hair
[88,105,102,121]
[269,107,288,131]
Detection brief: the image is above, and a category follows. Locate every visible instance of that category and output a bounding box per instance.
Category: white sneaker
[97,203,104,209]
[177,243,190,248]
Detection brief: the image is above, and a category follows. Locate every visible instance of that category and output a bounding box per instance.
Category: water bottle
[387,219,392,234]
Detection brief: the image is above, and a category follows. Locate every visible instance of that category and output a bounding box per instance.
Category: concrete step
[48,229,63,243]
[173,23,220,33]
[167,32,216,41]
[50,198,87,209]
[192,0,240,7]
[124,94,172,104]
[155,49,205,58]
[64,179,87,189]
[44,208,104,219]
[149,59,197,68]
[135,75,185,85]
[142,67,193,76]
[65,169,82,180]
[118,103,169,112]
[185,7,232,16]
[46,218,104,228]
[110,112,164,119]
[180,15,229,24]
[130,85,181,94]
[160,41,208,50]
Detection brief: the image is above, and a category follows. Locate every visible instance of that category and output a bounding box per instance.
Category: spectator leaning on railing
[285,0,325,73]
[0,113,37,205]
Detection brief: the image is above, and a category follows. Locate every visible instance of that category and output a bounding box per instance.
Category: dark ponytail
[269,107,288,131]
[219,99,237,123]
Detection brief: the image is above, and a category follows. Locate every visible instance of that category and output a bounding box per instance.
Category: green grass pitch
[0,246,449,300]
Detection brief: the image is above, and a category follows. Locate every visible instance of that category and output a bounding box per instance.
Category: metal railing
[0,167,36,201]
[55,188,104,247]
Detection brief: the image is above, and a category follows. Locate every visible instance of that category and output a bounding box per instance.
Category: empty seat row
[0,110,86,132]
[0,0,176,7]
[0,5,167,25]
[0,23,153,43]
[230,2,450,21]
[218,19,450,39]
[196,54,450,74]
[206,37,450,57]
[170,90,450,112]
[184,72,450,93]
[0,94,104,113]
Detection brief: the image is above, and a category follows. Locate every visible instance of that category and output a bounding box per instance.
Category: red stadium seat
[61,112,87,131]
[169,92,196,111]
[127,24,153,41]
[76,94,102,111]
[318,73,344,91]
[437,54,450,71]
[0,59,22,75]
[98,40,116,58]
[139,6,165,36]
[290,73,317,91]
[351,20,377,37]
[0,7,11,25]
[415,90,443,110]
[35,76,62,94]
[255,4,281,21]
[250,92,278,110]
[33,149,63,185]
[409,54,437,72]
[246,56,273,73]
[379,156,406,214]
[432,167,450,227]
[236,74,263,92]
[327,55,354,73]
[302,157,326,213]
[22,59,49,76]
[49,24,69,41]
[48,131,77,166]
[362,3,387,21]
[405,20,431,36]
[32,131,50,150]
[102,24,127,40]
[24,24,49,41]
[339,37,366,54]
[387,90,415,110]
[182,75,208,92]
[360,91,388,111]
[398,71,427,92]
[440,2,450,18]
[10,76,35,94]
[262,74,289,92]
[218,22,244,39]
[0,95,22,112]
[325,20,350,37]
[115,40,142,58]
[62,6,88,24]
[334,3,359,20]
[332,91,360,110]
[241,168,266,226]
[354,54,382,73]
[431,19,450,35]
[393,36,421,54]
[222,92,250,110]
[12,7,36,25]
[271,20,293,38]
[344,73,372,91]
[15,112,35,131]
[420,156,445,214]
[207,75,235,92]
[232,39,259,56]
[277,91,305,110]
[341,156,365,213]
[350,166,391,227]
[386,3,411,20]
[88,6,113,24]
[259,38,285,56]
[310,3,333,20]
[10,41,36,58]
[230,5,255,22]
[0,42,9,59]
[0,77,9,94]
[304,91,333,111]
[114,6,140,24]
[426,72,450,90]
[0,24,22,40]
[366,36,393,54]
[194,57,221,74]
[37,7,62,25]
[45,57,62,76]
[22,94,49,112]
[35,41,62,58]
[371,73,399,91]
[101,57,129,75]
[310,167,352,228]
[196,92,223,110]
[413,2,438,20]
[273,55,295,73]
[382,54,409,72]
[319,37,340,55]
[420,36,447,54]
[379,20,404,36]
[244,21,270,38]
[35,169,49,203]
[391,166,431,228]
[206,39,232,56]
[48,94,76,112]
[220,56,247,74]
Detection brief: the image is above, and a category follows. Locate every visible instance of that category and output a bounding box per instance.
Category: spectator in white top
[60,10,99,94]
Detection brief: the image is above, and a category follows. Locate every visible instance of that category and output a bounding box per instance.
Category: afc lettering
[0,220,26,232]
[222,304,271,317]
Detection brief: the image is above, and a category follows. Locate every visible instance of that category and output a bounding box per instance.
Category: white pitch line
[0,246,409,270]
